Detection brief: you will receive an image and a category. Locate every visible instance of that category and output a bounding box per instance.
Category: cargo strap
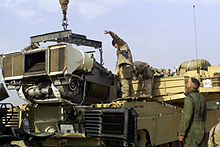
[186,61,191,71]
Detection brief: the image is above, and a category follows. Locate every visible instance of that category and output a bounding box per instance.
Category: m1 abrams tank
[1,1,220,146]
[0,30,138,146]
[0,30,119,146]
[1,29,220,147]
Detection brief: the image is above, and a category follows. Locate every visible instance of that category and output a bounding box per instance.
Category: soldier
[133,61,154,98]
[105,30,134,98]
[23,42,40,51]
[208,121,220,147]
[178,77,207,147]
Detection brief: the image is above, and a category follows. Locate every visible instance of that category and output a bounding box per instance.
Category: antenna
[193,4,199,74]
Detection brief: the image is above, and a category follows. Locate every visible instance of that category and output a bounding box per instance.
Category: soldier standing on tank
[133,61,154,98]
[178,77,207,147]
[105,30,134,98]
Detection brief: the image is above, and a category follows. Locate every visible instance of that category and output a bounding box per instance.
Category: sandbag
[176,59,211,75]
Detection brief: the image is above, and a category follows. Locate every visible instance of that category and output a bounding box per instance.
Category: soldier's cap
[191,77,200,88]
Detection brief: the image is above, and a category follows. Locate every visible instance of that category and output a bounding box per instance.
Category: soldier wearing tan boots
[105,30,134,98]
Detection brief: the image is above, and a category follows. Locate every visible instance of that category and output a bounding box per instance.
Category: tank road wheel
[137,130,152,147]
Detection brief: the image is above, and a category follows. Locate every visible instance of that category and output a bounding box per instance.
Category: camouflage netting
[176,59,211,76]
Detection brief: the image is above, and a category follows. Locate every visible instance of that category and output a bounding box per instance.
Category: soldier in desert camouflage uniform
[133,61,154,98]
[105,30,134,98]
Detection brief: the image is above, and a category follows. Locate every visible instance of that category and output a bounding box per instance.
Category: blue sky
[0,0,220,104]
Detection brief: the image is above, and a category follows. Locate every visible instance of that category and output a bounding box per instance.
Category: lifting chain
[99,47,104,65]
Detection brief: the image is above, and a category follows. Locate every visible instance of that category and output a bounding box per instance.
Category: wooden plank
[166,87,185,94]
[165,80,185,88]
[154,76,185,82]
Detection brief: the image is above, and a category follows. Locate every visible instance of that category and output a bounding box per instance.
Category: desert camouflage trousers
[119,64,134,98]
[143,77,154,98]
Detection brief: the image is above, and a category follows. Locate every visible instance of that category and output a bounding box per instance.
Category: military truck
[0,29,220,147]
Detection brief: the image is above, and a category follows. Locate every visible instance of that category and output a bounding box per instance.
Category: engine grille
[85,108,137,144]
[84,111,102,136]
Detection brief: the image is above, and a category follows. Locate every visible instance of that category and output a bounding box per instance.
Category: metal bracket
[30,30,102,49]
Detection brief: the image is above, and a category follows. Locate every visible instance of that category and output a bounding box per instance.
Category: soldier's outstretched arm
[104,30,126,47]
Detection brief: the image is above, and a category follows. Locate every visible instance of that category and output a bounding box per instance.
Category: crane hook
[59,0,69,30]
